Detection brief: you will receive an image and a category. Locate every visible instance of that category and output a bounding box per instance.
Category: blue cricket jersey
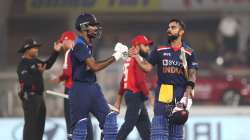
[148,43,198,87]
[71,36,96,83]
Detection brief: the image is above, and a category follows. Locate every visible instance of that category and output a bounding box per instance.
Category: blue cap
[75,13,99,31]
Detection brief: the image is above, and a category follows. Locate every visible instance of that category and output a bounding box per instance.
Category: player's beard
[139,50,148,59]
[167,30,181,42]
[168,34,178,42]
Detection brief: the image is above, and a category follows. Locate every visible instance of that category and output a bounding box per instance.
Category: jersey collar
[171,46,181,52]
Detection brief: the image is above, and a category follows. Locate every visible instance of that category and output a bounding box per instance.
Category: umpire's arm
[42,42,62,69]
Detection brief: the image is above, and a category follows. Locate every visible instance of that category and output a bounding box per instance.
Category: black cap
[18,39,41,53]
[75,13,100,31]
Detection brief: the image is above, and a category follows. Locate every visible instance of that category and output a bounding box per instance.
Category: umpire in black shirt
[17,38,62,140]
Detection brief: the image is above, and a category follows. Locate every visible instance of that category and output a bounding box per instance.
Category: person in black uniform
[17,38,62,140]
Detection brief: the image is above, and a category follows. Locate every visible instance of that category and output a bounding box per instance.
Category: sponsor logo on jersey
[162,59,184,75]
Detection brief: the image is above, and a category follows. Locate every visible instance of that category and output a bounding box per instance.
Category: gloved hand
[112,42,128,61]
[172,96,192,113]
[114,42,127,52]
[112,51,122,61]
[179,96,193,111]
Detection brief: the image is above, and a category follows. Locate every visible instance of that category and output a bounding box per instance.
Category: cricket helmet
[75,13,102,38]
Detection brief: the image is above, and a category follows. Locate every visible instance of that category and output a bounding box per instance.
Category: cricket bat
[46,90,119,113]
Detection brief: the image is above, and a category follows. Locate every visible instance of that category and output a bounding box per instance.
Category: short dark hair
[168,19,186,30]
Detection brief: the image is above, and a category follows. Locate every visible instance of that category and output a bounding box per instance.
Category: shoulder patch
[184,49,192,55]
[183,43,193,51]
[183,45,193,55]
[185,47,193,52]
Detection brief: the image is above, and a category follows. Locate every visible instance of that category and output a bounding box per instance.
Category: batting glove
[113,42,128,61]
[180,96,193,111]
[114,42,125,51]
[112,51,123,61]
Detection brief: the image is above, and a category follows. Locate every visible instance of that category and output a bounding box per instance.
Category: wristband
[186,81,195,89]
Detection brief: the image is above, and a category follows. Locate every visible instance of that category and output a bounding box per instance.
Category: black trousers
[117,91,151,140]
[22,94,46,140]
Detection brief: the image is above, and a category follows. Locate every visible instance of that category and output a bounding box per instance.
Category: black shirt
[17,51,59,94]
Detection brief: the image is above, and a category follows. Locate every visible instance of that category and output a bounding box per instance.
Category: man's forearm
[134,55,152,72]
[114,94,123,110]
[185,68,197,97]
[45,51,59,69]
[188,69,197,83]
[115,94,122,103]
[92,57,115,72]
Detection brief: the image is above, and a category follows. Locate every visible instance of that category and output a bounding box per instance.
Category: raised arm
[44,42,62,69]
[134,55,153,72]
[129,47,153,72]
[37,42,62,70]
[85,42,128,72]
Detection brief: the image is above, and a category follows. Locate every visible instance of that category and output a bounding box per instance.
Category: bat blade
[46,90,120,113]
[46,90,69,99]
[108,104,120,113]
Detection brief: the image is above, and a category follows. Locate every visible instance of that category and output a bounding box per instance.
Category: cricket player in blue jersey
[69,13,128,140]
[130,19,199,140]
